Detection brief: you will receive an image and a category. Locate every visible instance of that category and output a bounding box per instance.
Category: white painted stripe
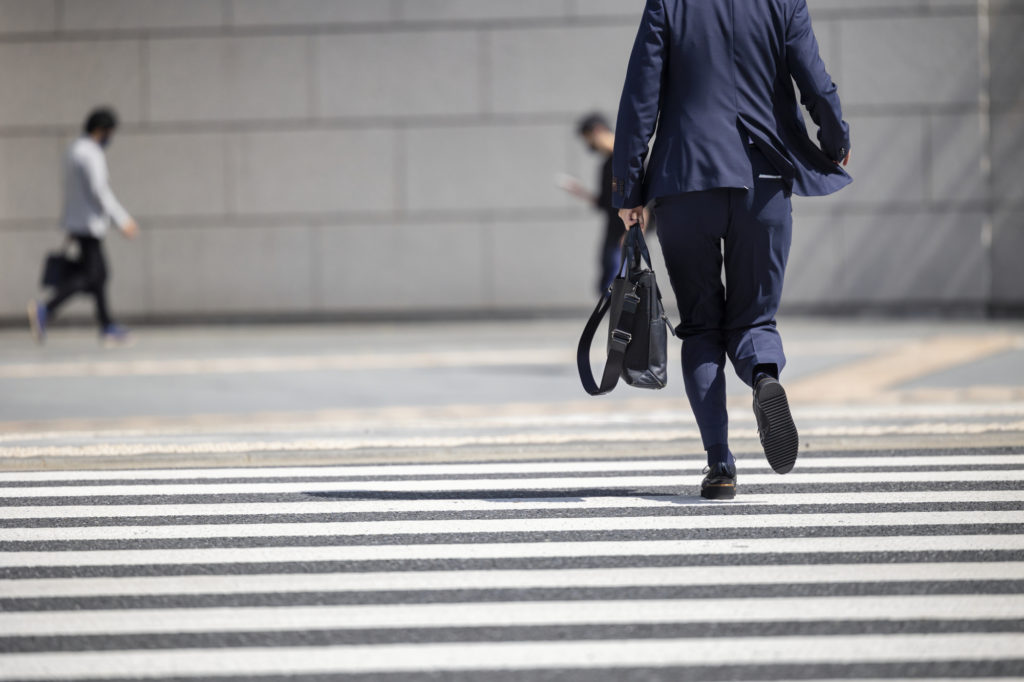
[4,401,1023,450]
[4,562,1021,599]
[795,402,1024,420]
[1,469,1020,498]
[3,420,1024,458]
[801,421,1024,437]
[5,511,1018,542]
[2,595,1022,637]
[3,453,1023,482]
[0,475,679,498]
[782,675,1007,679]
[2,490,1021,520]
[0,348,574,380]
[0,459,694,481]
[4,454,1024,482]
[1,535,1018,568]
[0,434,703,460]
[3,634,1022,680]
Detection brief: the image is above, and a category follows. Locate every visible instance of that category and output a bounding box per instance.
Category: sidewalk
[1,318,1022,470]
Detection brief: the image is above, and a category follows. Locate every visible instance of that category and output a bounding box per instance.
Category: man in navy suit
[612,0,852,499]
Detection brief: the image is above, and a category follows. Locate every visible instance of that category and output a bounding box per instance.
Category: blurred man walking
[29,107,138,347]
[612,0,852,498]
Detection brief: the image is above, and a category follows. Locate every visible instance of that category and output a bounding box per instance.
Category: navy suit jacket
[612,0,852,208]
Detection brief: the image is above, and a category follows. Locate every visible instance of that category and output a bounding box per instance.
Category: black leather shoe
[701,463,736,500]
[753,376,798,474]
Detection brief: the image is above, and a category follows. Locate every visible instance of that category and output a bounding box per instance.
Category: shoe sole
[756,381,799,474]
[701,483,736,500]
[26,301,43,345]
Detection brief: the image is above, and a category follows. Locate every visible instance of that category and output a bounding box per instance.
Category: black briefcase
[577,226,674,395]
[40,241,76,288]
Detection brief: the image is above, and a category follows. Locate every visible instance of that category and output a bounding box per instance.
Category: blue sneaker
[100,324,133,348]
[27,301,47,345]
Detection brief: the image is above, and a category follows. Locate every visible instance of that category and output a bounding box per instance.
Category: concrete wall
[0,0,1019,321]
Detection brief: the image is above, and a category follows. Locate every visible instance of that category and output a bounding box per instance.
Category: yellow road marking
[786,335,1021,403]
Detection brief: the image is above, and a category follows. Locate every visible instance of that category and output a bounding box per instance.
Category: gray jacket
[61,136,131,238]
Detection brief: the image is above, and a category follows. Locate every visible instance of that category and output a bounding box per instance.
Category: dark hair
[83,107,119,135]
[577,112,610,137]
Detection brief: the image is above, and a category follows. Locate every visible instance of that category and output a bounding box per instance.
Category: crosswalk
[1,451,1023,681]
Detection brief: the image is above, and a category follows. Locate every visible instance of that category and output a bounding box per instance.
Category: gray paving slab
[900,349,1024,389]
[0,317,1022,471]
[1,318,1010,421]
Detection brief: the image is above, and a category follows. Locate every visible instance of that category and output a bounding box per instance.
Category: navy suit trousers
[654,148,792,450]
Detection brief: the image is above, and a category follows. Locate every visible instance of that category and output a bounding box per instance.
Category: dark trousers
[598,241,623,295]
[46,235,112,330]
[654,148,792,451]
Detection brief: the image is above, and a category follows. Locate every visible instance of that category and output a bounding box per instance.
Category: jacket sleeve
[611,0,668,209]
[81,145,132,230]
[786,0,850,162]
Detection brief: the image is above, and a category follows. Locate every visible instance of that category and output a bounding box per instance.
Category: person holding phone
[559,113,628,296]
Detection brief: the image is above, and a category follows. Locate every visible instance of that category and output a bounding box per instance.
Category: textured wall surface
[0,0,1018,320]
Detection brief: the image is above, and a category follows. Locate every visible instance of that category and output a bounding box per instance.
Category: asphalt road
[0,318,1022,680]
[1,451,1023,681]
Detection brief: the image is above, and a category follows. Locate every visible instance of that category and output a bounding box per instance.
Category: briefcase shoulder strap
[576,285,641,396]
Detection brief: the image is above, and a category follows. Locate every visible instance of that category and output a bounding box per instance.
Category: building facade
[0,0,1019,320]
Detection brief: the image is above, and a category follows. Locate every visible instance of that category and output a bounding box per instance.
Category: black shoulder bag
[577,226,674,396]
[40,237,77,289]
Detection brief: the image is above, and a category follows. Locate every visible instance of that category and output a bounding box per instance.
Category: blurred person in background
[560,113,627,295]
[28,107,139,347]
[613,0,852,498]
